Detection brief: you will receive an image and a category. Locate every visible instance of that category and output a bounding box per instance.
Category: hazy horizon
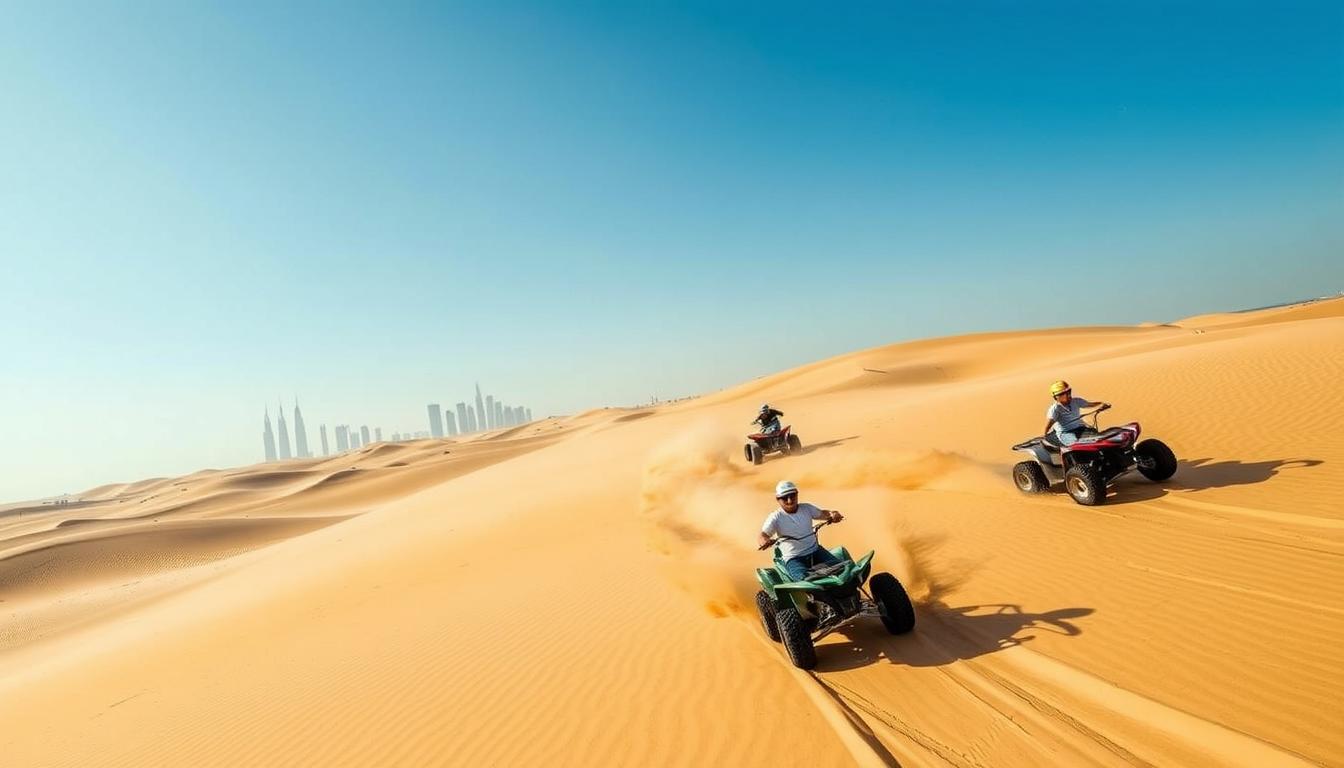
[4,2,1341,502]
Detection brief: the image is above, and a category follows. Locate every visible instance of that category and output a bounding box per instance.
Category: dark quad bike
[744,424,802,465]
[1011,405,1177,506]
[754,521,915,670]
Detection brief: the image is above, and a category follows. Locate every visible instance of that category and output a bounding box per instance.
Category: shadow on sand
[802,435,860,455]
[1112,457,1322,503]
[815,602,1094,673]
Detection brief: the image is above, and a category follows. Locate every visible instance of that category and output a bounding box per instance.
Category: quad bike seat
[806,562,848,579]
[1076,427,1128,445]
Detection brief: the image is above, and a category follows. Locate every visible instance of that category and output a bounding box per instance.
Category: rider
[1043,380,1110,446]
[754,403,784,434]
[758,480,844,582]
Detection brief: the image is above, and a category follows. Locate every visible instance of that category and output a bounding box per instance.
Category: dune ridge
[1,298,1341,766]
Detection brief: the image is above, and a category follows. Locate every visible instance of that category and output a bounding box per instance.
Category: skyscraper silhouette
[485,395,495,429]
[263,408,278,462]
[293,399,310,458]
[494,400,504,429]
[456,402,469,435]
[475,384,486,434]
[445,411,458,436]
[526,407,532,423]
[467,405,477,432]
[375,427,383,442]
[335,425,349,452]
[360,425,371,446]
[427,404,444,438]
[277,399,293,460]
[320,424,330,456]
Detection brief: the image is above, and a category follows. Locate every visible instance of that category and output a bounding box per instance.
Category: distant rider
[1043,380,1110,446]
[754,404,784,434]
[758,481,844,582]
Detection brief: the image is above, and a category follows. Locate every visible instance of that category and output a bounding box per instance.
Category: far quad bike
[744,424,802,465]
[1011,404,1177,506]
[754,521,915,670]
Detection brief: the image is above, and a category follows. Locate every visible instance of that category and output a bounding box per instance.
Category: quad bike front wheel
[749,444,764,465]
[755,591,781,642]
[1135,439,1177,482]
[775,606,817,669]
[1065,464,1105,506]
[870,572,916,634]
[1013,461,1049,494]
[787,434,802,454]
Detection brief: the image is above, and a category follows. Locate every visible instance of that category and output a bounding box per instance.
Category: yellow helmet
[1049,380,1071,397]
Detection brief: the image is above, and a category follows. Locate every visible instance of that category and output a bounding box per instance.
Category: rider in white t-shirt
[758,480,844,582]
[1043,380,1110,446]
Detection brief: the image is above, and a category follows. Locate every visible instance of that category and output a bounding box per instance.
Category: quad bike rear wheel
[755,590,781,642]
[742,443,754,463]
[1013,461,1049,493]
[749,444,763,465]
[1135,439,1177,482]
[787,434,802,454]
[775,606,817,670]
[1065,464,1105,506]
[870,572,916,634]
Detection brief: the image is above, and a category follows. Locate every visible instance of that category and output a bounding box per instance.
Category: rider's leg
[811,546,842,567]
[782,557,809,582]
[1057,430,1079,446]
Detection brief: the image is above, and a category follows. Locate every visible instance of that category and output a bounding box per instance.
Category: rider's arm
[810,505,843,523]
[1043,419,1055,435]
[758,515,777,549]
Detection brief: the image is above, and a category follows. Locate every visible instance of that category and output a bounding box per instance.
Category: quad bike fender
[1015,443,1057,467]
[756,567,783,596]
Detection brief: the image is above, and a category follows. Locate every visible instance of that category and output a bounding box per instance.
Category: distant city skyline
[258,384,538,464]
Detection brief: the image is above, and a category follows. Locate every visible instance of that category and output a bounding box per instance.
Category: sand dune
[1,298,1341,766]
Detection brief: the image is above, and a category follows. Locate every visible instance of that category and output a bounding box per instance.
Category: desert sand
[2,298,1342,767]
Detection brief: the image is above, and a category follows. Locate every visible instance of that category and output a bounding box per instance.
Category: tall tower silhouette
[263,408,278,462]
[427,404,444,438]
[320,424,330,456]
[474,383,486,434]
[456,402,469,435]
[293,398,310,458]
[485,395,495,429]
[277,399,293,460]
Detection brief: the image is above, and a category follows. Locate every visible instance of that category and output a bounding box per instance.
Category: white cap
[775,480,798,499]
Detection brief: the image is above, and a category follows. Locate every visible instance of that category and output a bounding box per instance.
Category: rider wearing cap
[754,403,784,434]
[758,481,844,582]
[1043,380,1110,446]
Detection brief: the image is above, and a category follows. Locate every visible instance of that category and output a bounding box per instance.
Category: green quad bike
[754,521,916,670]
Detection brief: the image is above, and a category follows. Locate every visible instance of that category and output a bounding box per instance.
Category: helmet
[775,480,798,499]
[1049,380,1071,397]
[760,403,771,412]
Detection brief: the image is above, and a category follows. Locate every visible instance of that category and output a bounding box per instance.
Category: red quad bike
[744,424,802,465]
[1011,405,1177,505]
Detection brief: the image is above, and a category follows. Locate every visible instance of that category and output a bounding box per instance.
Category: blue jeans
[1050,427,1095,447]
[783,547,842,582]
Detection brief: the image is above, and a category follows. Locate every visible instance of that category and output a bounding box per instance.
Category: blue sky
[2,1,1341,501]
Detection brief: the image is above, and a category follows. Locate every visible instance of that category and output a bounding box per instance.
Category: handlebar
[758,519,836,551]
[1085,403,1112,429]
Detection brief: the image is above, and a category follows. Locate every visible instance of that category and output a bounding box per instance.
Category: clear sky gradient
[2,2,1341,501]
